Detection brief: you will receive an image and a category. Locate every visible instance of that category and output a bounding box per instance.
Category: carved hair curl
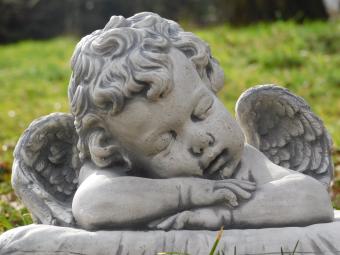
[68,12,225,167]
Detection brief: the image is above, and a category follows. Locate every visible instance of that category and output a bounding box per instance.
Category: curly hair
[68,12,225,168]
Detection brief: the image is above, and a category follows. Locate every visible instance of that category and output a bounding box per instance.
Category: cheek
[214,103,244,141]
[149,150,201,178]
[214,114,244,146]
[147,153,175,178]
[223,117,245,144]
[210,106,245,157]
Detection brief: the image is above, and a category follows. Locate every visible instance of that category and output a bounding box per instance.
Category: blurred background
[0,0,339,231]
[0,0,338,43]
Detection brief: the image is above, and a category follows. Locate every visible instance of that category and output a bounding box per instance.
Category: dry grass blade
[291,240,300,255]
[209,226,224,255]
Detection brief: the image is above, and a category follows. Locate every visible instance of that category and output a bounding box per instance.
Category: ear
[87,128,132,170]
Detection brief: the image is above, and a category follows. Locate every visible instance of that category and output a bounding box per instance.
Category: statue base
[1,211,340,255]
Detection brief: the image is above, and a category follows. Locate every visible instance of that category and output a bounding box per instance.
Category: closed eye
[154,130,177,154]
[191,95,214,122]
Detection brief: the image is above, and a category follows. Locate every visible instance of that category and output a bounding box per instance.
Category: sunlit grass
[157,228,300,255]
[158,227,224,255]
[0,37,75,162]
[192,21,340,147]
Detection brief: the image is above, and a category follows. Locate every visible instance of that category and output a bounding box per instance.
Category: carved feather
[12,113,80,227]
[236,85,333,187]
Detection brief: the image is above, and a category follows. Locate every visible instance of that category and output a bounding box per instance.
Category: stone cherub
[12,12,334,231]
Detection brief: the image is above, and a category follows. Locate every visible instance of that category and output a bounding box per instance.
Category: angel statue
[11,12,334,232]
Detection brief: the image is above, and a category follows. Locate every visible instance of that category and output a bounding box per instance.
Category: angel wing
[235,85,333,187]
[12,112,80,227]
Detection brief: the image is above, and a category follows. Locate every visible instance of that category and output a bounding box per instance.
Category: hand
[183,178,256,208]
[148,206,231,230]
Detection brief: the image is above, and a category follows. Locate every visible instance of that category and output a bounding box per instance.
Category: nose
[189,131,215,156]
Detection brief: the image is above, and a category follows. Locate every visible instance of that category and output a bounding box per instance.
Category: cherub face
[106,48,245,179]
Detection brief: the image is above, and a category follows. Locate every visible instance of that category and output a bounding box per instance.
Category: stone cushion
[0,211,339,255]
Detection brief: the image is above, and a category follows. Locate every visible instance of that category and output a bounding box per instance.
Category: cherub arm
[151,174,333,230]
[72,165,255,230]
[152,145,334,230]
[233,144,333,227]
[233,172,333,227]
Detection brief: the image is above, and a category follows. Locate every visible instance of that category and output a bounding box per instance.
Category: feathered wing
[12,113,80,227]
[236,85,333,187]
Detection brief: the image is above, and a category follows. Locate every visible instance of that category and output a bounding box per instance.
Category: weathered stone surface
[1,212,339,255]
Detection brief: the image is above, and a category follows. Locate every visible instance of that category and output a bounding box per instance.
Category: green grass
[0,20,340,231]
[158,227,224,255]
[157,228,300,255]
[192,21,340,146]
[0,37,75,163]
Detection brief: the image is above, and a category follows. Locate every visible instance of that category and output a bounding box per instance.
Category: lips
[203,148,231,178]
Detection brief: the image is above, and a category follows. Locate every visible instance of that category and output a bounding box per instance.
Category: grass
[0,20,340,232]
[157,228,301,255]
[158,227,224,255]
[193,21,340,146]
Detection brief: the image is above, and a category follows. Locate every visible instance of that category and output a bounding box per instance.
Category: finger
[173,212,190,230]
[216,179,256,191]
[156,215,178,230]
[215,183,253,199]
[147,217,168,229]
[148,220,159,229]
[215,180,255,191]
[228,179,256,187]
[214,189,238,207]
[217,178,256,187]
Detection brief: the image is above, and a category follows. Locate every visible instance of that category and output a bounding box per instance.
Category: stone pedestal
[1,211,339,255]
